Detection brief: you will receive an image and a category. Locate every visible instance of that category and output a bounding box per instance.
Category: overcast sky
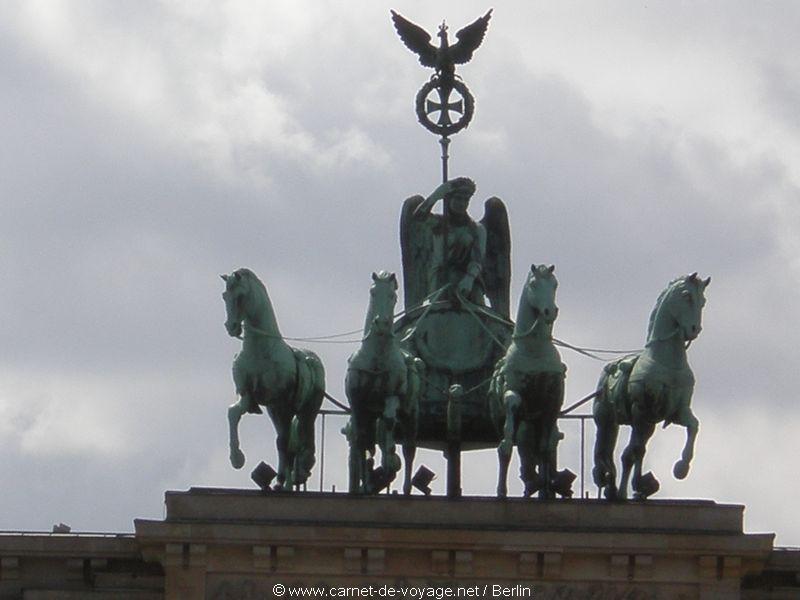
[2,1,799,545]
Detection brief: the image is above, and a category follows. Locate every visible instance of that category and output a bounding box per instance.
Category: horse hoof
[673,459,690,480]
[497,487,507,499]
[634,472,660,498]
[604,486,618,501]
[230,449,245,469]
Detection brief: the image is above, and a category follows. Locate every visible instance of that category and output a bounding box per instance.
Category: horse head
[648,273,710,344]
[522,264,559,327]
[221,268,265,338]
[365,271,398,334]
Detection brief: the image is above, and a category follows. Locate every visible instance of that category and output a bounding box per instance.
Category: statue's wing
[400,195,430,311]
[480,196,511,319]
[390,10,437,68]
[450,9,493,65]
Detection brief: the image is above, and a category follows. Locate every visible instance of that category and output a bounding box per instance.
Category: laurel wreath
[415,78,475,137]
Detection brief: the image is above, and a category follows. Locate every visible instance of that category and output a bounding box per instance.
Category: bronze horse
[490,265,567,499]
[593,273,710,500]
[222,268,325,490]
[345,271,422,495]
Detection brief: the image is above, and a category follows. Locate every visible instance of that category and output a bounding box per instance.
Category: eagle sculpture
[390,9,493,88]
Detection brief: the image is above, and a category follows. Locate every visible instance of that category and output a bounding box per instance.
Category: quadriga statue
[593,273,710,500]
[221,268,325,490]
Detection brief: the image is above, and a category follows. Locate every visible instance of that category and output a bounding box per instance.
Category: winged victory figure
[400,177,510,319]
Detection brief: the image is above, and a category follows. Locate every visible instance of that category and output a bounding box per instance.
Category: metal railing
[316,409,595,497]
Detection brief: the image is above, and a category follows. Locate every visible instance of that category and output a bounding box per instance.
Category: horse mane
[234,268,266,295]
[646,276,687,341]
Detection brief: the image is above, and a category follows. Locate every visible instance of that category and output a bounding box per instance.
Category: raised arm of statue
[413,181,454,218]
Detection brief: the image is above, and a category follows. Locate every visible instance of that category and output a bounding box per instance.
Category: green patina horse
[222,268,325,490]
[593,273,710,500]
[345,271,422,495]
[490,264,567,499]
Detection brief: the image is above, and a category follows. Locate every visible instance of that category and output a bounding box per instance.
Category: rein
[511,316,546,341]
[460,293,508,351]
[227,286,643,359]
[233,285,453,345]
[645,326,693,350]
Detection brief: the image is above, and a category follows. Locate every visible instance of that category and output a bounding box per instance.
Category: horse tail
[288,417,301,454]
[289,349,325,485]
[487,356,507,429]
[292,348,325,417]
[287,416,313,485]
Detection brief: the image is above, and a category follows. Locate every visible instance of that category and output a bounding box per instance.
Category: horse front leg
[345,417,361,494]
[402,443,416,495]
[379,396,401,478]
[345,376,365,493]
[497,390,520,498]
[402,402,418,495]
[537,418,557,500]
[363,422,379,494]
[673,405,699,480]
[346,412,368,494]
[227,396,247,469]
[517,421,539,498]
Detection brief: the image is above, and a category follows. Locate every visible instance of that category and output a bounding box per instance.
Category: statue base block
[134,488,775,600]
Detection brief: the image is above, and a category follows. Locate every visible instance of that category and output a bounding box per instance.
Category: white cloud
[0,370,130,457]
[9,0,389,187]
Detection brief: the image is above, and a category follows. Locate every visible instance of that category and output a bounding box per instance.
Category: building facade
[1,489,798,599]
